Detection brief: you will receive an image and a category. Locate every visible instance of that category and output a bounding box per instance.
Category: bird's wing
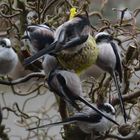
[36,24,54,32]
[47,71,65,98]
[32,29,54,47]
[54,16,89,50]
[63,35,88,49]
[56,73,80,110]
[73,112,102,123]
[59,71,82,95]
[110,42,122,82]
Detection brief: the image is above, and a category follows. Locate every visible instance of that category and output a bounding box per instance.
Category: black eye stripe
[0,41,6,46]
[98,104,114,114]
[103,106,113,113]
[96,35,113,43]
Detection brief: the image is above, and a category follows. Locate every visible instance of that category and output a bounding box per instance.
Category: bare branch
[0,73,45,86]
[112,90,140,106]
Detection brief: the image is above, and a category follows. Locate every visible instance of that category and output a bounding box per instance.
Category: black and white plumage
[53,15,90,51]
[95,32,127,123]
[47,69,119,125]
[0,38,18,75]
[23,15,90,61]
[22,24,54,54]
[28,103,116,134]
[23,15,97,71]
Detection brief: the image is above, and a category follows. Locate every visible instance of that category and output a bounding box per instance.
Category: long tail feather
[113,72,127,123]
[27,119,76,131]
[79,97,119,126]
[24,41,57,65]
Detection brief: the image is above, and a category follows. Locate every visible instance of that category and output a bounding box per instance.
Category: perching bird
[22,23,54,54]
[47,69,119,125]
[22,16,125,123]
[24,15,98,74]
[95,32,127,123]
[0,38,18,75]
[28,102,116,134]
[26,10,38,25]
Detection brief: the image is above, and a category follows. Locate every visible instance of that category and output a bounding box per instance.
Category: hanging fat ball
[0,38,18,75]
[28,103,117,133]
[24,15,99,74]
[47,69,119,125]
[118,123,132,136]
[22,23,54,54]
[95,32,127,123]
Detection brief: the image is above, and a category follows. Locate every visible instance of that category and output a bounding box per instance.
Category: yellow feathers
[57,35,99,74]
[69,7,77,20]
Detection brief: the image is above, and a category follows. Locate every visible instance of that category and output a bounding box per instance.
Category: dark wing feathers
[110,42,122,82]
[56,73,80,110]
[72,113,102,123]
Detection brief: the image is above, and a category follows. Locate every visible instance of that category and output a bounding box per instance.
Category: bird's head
[22,24,53,40]
[95,32,113,43]
[22,23,54,50]
[98,103,115,116]
[70,15,90,35]
[26,11,38,25]
[73,15,90,26]
[0,38,11,48]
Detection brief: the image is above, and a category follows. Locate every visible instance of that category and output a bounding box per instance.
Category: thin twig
[0,73,45,85]
[112,90,140,106]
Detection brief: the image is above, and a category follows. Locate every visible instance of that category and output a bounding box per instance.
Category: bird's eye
[103,105,113,113]
[0,42,6,47]
[28,17,31,20]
